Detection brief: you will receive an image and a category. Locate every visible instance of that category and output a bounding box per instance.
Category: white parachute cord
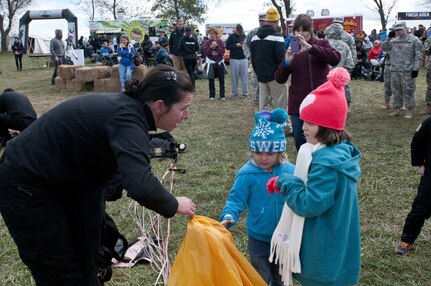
[128,161,176,286]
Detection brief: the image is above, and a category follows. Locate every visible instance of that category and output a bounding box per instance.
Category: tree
[98,0,125,20]
[74,0,100,21]
[366,0,399,30]
[418,0,431,6]
[150,0,207,24]
[0,0,31,51]
[75,0,149,20]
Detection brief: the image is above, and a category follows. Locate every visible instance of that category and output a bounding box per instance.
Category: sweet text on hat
[249,108,287,152]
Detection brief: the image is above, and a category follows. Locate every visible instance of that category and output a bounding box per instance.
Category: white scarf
[269,142,325,285]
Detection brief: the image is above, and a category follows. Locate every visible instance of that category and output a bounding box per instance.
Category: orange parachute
[167,215,267,286]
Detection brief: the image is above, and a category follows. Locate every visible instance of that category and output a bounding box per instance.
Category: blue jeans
[118,64,133,90]
[290,114,306,151]
[248,236,284,286]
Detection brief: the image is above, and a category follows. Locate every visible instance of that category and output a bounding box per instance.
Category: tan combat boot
[389,109,401,117]
[420,105,431,115]
[404,109,413,119]
[381,99,390,109]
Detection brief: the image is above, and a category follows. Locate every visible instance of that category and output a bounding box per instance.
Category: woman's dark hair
[125,65,194,109]
[315,126,351,146]
[120,35,129,43]
[292,14,313,32]
[144,34,150,40]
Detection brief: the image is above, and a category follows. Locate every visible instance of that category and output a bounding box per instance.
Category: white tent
[28,29,51,54]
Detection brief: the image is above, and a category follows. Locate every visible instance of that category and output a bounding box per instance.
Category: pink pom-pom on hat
[327,66,350,88]
[299,67,349,131]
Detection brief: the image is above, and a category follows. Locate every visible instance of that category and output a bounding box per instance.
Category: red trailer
[286,15,363,35]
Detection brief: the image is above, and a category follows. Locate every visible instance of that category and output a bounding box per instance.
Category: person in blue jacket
[267,67,361,286]
[116,35,136,92]
[220,108,295,286]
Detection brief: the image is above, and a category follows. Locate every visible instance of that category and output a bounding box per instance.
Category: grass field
[0,51,431,285]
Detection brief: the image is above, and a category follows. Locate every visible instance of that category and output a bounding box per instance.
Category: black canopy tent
[19,9,78,53]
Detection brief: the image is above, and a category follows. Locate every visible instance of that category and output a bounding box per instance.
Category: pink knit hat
[299,67,350,130]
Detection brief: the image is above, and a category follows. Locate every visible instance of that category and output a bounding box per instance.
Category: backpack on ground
[97,212,128,283]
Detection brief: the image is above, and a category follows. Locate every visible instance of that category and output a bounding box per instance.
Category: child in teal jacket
[267,67,361,286]
[220,108,295,285]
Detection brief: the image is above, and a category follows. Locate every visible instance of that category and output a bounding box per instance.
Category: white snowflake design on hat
[253,119,275,139]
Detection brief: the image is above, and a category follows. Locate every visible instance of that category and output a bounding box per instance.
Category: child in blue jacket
[220,108,295,286]
[267,67,361,286]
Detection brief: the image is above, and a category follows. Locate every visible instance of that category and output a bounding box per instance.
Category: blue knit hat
[249,108,288,152]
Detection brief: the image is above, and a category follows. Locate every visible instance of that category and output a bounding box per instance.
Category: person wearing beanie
[177,26,199,86]
[274,13,341,151]
[250,7,287,112]
[225,23,248,98]
[220,108,295,286]
[267,67,362,286]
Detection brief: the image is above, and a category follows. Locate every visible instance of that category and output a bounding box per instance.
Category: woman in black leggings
[11,37,24,71]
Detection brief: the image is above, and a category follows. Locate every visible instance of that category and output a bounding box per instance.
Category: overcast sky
[21,0,429,39]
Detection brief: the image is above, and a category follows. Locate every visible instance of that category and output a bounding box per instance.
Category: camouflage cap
[393,22,406,31]
[333,17,344,24]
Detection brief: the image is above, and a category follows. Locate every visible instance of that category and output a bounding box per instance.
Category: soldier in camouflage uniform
[422,36,431,114]
[332,17,357,65]
[325,23,355,107]
[382,22,423,119]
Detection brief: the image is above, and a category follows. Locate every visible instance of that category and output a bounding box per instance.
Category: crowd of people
[2,6,431,286]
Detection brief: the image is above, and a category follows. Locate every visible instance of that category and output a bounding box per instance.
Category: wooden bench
[28,53,52,69]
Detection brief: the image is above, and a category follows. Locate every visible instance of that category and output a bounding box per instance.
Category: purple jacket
[274,36,340,115]
[203,38,225,63]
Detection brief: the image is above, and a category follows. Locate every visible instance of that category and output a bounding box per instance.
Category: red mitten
[266,176,280,194]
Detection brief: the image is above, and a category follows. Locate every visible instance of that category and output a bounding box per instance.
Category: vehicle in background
[89,18,170,48]
[285,15,363,35]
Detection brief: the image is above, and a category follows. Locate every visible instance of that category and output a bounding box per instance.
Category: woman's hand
[418,165,425,176]
[285,49,294,63]
[176,196,196,219]
[297,34,312,53]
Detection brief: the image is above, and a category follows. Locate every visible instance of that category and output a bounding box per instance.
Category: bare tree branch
[74,0,100,21]
[365,0,399,30]
[0,0,32,51]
